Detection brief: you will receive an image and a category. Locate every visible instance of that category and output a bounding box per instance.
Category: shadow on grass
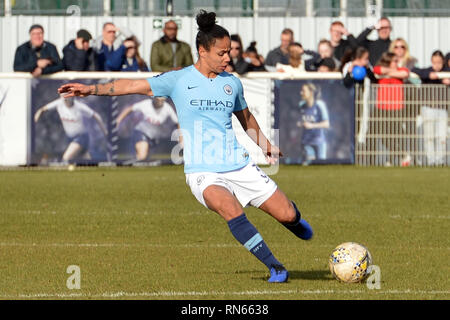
[239,269,333,281]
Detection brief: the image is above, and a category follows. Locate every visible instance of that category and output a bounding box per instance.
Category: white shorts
[185,162,278,208]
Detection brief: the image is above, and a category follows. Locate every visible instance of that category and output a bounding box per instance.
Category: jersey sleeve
[44,98,62,111]
[147,70,178,98]
[232,76,248,112]
[166,104,178,123]
[316,100,329,122]
[77,102,95,118]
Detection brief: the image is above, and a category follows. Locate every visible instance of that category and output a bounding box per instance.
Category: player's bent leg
[203,185,243,221]
[62,142,84,162]
[203,185,288,283]
[259,189,313,240]
[135,141,149,161]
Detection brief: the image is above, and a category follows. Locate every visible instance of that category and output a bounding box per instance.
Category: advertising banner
[0,78,29,166]
[31,78,179,165]
[275,79,355,165]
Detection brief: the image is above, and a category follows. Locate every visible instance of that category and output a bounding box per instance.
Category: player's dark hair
[195,10,230,51]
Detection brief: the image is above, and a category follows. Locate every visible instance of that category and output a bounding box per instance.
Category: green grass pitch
[0,165,448,300]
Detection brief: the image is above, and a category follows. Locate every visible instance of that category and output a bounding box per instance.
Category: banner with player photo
[274,79,355,165]
[31,78,179,165]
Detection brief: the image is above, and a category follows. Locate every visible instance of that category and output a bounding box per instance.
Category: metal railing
[355,82,450,167]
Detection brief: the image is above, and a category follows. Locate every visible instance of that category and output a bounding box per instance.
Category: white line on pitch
[1,289,449,299]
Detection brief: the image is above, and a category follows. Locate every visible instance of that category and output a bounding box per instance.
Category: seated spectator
[265,28,293,67]
[389,38,417,70]
[242,41,266,72]
[412,50,450,85]
[341,47,377,88]
[62,29,97,71]
[13,24,63,77]
[329,21,358,63]
[356,17,392,66]
[276,42,306,73]
[92,22,133,71]
[305,39,340,71]
[150,20,193,72]
[121,36,149,72]
[317,58,336,72]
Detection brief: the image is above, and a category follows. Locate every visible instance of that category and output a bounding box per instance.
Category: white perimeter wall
[1,16,450,72]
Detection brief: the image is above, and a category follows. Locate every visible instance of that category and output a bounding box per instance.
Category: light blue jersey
[147,65,250,173]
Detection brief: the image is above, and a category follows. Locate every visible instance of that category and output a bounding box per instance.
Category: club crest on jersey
[223,84,233,95]
[196,175,205,186]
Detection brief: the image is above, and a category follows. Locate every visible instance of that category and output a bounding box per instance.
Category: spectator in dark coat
[356,17,392,66]
[341,47,377,88]
[329,21,358,62]
[62,29,97,71]
[444,52,450,69]
[13,24,63,77]
[305,39,340,71]
[121,36,149,72]
[265,28,293,68]
[412,50,450,85]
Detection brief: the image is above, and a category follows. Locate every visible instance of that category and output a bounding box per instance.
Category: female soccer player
[297,83,330,165]
[58,10,313,283]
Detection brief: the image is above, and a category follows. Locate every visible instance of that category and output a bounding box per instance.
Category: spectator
[13,24,63,77]
[357,17,392,66]
[329,21,358,62]
[373,52,410,166]
[121,36,149,72]
[305,39,340,71]
[242,41,266,72]
[445,52,450,69]
[412,50,450,85]
[92,22,133,71]
[62,29,97,71]
[276,42,306,73]
[150,20,193,72]
[265,28,294,67]
[317,58,336,72]
[342,47,377,88]
[389,38,417,70]
[226,34,250,74]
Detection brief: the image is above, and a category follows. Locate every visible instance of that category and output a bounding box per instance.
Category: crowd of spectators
[13,18,450,85]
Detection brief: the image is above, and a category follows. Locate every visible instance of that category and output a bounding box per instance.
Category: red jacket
[374,66,409,110]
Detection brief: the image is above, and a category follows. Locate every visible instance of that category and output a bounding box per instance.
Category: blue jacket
[96,43,127,71]
[121,57,149,72]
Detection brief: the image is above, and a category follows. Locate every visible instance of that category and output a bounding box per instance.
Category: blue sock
[227,213,282,270]
[283,201,313,240]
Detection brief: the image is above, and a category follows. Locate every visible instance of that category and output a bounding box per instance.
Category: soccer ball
[328,242,372,283]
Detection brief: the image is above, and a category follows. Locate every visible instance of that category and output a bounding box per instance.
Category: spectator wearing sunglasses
[357,17,392,66]
[92,22,134,71]
[388,38,417,70]
[62,29,97,71]
[121,36,149,72]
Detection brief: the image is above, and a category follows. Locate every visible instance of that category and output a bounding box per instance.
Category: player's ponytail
[195,10,230,51]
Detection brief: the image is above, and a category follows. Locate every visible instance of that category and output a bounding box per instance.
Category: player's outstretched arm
[234,108,283,162]
[116,106,133,128]
[58,79,153,98]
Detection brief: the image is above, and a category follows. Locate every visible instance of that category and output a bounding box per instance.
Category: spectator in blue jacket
[13,24,63,77]
[92,22,134,71]
[121,36,149,72]
[62,29,97,71]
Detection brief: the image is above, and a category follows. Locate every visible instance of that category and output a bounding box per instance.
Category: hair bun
[196,10,216,32]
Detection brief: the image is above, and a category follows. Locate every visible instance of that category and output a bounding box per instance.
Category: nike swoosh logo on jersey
[188,86,198,90]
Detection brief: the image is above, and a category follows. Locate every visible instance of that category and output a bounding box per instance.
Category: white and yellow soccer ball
[329,242,372,283]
